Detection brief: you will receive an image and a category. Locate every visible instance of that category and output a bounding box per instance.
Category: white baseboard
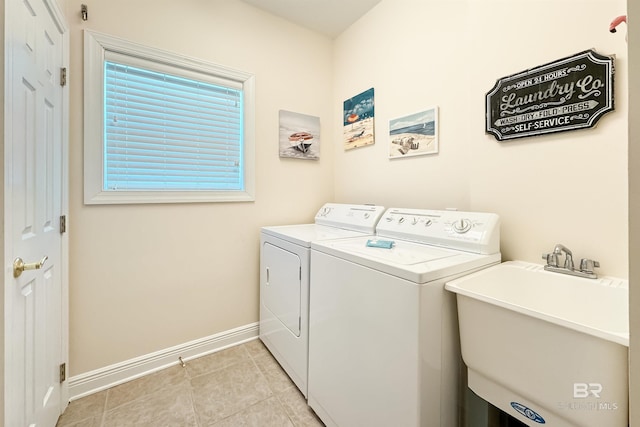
[68,322,259,401]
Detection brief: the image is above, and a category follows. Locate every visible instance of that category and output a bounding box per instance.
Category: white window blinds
[104,60,244,191]
[84,30,255,204]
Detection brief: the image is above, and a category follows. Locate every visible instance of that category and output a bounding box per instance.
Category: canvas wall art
[343,88,375,150]
[389,107,439,159]
[279,110,320,160]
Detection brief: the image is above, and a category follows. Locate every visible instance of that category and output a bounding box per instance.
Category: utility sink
[445,260,629,427]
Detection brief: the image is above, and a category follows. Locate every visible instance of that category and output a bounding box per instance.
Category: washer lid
[311,236,501,283]
[262,224,368,247]
[333,237,456,265]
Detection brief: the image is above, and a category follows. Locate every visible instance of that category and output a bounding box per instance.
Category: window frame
[83,30,255,204]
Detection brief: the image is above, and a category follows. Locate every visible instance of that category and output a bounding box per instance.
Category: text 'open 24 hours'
[485,50,614,141]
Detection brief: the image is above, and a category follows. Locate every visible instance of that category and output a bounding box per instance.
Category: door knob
[13,256,48,278]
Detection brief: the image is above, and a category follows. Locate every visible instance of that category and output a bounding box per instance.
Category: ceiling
[239,0,383,38]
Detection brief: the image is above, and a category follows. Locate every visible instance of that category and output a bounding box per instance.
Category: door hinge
[60,67,67,87]
[59,363,66,383]
[60,215,66,234]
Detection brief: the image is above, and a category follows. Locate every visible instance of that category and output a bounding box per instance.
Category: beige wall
[333,1,472,210]
[333,0,629,278]
[63,0,334,375]
[628,0,638,424]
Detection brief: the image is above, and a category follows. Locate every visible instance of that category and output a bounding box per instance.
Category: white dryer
[259,203,385,397]
[308,208,501,427]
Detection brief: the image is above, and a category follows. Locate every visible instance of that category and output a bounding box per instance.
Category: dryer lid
[262,224,368,247]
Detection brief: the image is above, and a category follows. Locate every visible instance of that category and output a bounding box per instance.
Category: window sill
[84,189,255,205]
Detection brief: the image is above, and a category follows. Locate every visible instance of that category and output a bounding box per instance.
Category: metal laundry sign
[485,50,614,141]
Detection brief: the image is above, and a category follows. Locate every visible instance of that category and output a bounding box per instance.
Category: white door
[5,0,68,425]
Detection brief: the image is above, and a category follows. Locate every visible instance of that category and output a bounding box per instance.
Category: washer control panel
[376,208,500,254]
[315,203,386,233]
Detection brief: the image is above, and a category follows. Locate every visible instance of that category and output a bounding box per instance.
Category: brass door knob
[13,256,48,278]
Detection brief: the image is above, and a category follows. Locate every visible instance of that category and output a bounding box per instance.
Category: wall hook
[81,4,88,21]
[609,15,626,33]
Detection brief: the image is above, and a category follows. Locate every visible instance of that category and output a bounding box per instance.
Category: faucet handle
[579,258,600,274]
[542,252,559,267]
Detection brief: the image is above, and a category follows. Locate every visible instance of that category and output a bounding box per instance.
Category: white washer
[308,208,501,427]
[259,203,385,397]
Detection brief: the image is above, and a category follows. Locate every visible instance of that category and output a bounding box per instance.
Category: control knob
[452,218,472,233]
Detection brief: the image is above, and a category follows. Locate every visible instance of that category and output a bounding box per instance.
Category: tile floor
[56,339,324,427]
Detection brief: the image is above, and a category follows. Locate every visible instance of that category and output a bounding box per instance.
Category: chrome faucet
[542,243,600,279]
[553,243,574,270]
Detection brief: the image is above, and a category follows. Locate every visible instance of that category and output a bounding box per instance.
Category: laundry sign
[486,50,614,141]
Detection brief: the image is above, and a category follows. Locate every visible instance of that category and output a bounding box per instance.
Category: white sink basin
[445,260,629,427]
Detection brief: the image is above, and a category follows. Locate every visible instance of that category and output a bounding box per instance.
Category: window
[83,30,255,204]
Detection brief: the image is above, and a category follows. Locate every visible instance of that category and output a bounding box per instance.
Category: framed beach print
[343,88,375,150]
[279,110,320,160]
[389,107,439,159]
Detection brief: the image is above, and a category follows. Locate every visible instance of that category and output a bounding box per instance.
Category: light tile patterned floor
[56,339,324,427]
